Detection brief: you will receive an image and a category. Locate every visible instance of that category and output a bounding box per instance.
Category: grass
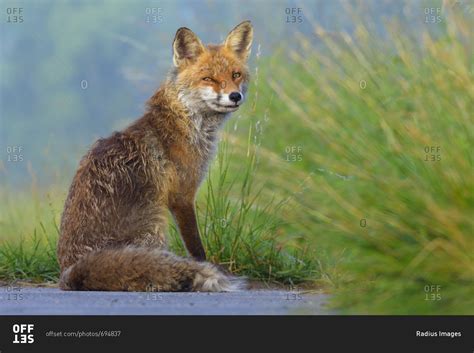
[1,4,472,313]
[171,133,321,285]
[0,230,58,283]
[0,123,322,287]
[0,187,61,283]
[228,6,473,313]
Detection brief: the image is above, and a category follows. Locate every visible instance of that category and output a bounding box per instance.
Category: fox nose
[229,92,242,103]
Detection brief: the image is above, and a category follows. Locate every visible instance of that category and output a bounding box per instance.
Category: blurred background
[0,0,472,314]
[0,0,453,183]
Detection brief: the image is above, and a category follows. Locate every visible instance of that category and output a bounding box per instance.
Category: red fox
[57,21,253,292]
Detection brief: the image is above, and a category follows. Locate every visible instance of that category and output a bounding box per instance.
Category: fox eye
[202,77,213,82]
[232,72,241,79]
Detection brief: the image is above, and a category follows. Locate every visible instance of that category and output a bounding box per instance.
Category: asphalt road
[0,287,333,315]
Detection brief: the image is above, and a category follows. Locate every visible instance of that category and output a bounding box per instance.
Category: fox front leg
[170,201,206,261]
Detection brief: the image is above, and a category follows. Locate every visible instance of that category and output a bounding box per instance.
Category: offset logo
[12,324,34,344]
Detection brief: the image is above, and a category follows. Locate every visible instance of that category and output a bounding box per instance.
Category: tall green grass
[0,185,61,282]
[231,6,473,313]
[170,135,319,284]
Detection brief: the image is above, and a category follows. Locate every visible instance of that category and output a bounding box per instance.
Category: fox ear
[224,21,253,60]
[173,27,205,67]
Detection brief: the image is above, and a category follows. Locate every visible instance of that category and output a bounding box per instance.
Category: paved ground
[0,287,333,315]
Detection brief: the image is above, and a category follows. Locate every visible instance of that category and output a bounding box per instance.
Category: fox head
[171,21,253,114]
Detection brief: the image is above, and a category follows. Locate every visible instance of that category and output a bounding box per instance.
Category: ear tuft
[224,21,253,60]
[173,27,205,67]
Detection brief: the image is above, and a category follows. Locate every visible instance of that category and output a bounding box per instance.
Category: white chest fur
[188,111,228,162]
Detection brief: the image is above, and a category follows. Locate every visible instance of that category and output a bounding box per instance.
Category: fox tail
[59,246,243,292]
